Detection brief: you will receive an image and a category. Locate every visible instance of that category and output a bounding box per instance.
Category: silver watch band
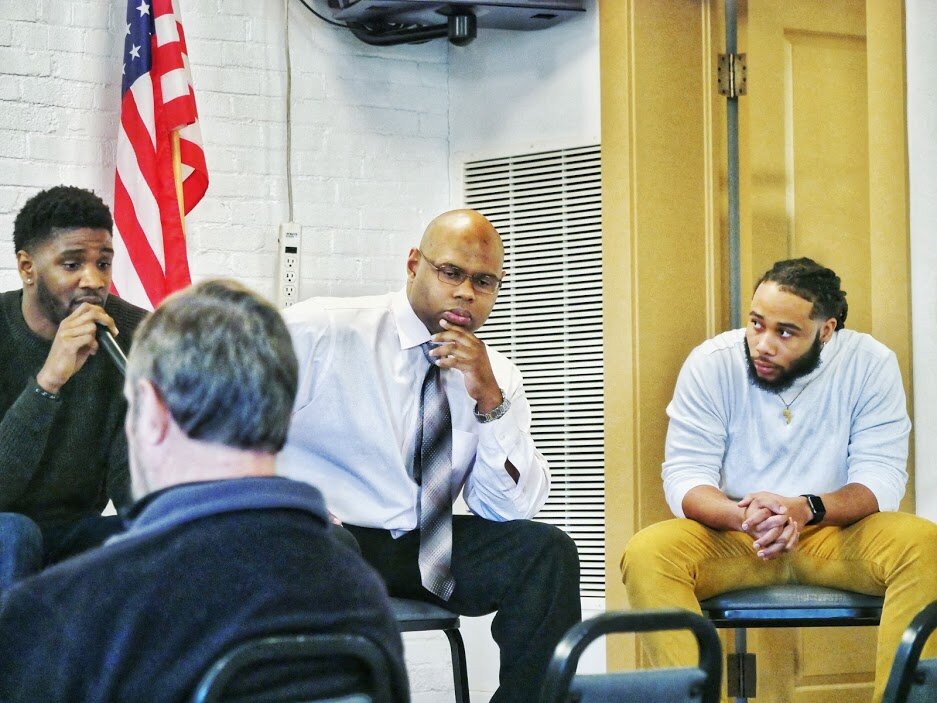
[474,388,511,423]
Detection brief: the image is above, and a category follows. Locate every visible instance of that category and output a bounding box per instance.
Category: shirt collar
[111,476,328,545]
[391,287,432,351]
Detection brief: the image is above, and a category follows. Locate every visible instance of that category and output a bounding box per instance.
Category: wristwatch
[801,494,826,526]
[474,389,511,423]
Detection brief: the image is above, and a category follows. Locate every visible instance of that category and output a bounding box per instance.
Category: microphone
[96,324,128,376]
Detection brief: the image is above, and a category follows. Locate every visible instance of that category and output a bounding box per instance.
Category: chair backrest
[191,633,404,703]
[882,601,937,703]
[541,609,722,703]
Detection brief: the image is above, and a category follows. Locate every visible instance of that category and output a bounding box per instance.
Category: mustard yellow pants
[621,512,937,703]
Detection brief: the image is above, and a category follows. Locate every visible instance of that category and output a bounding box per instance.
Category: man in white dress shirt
[278,209,580,703]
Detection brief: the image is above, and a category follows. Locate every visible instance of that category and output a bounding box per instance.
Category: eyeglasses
[419,250,502,295]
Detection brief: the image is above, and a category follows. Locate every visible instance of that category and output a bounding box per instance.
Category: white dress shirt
[277,288,550,531]
[662,327,910,517]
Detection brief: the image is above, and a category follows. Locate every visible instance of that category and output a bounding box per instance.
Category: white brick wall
[0,0,449,299]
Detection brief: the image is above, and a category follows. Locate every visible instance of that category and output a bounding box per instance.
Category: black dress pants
[342,515,581,703]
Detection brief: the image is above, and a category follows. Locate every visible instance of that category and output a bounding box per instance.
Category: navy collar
[112,476,328,545]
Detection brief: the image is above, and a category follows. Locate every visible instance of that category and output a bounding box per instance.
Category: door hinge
[718,53,748,98]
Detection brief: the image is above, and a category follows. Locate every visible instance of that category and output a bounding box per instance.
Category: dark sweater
[0,477,408,703]
[0,290,147,526]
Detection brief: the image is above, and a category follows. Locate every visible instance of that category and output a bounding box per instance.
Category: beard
[744,332,823,393]
[34,274,107,328]
[34,275,72,328]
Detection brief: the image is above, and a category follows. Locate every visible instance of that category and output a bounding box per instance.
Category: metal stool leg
[444,627,470,703]
[725,627,755,703]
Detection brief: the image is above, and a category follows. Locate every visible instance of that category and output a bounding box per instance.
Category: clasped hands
[738,491,811,561]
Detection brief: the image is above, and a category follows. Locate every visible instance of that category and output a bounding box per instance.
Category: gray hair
[127,279,298,453]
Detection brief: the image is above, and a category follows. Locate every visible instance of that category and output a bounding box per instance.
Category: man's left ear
[405,248,420,281]
[820,317,837,345]
[136,380,171,444]
[16,251,34,286]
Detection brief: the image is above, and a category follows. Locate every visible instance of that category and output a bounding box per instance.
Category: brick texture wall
[0,0,449,301]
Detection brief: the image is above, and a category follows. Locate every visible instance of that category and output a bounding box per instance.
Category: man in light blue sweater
[622,258,937,703]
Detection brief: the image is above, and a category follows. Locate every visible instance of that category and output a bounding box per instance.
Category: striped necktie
[415,342,455,600]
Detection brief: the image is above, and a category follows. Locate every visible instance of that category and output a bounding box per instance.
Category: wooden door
[734,2,911,701]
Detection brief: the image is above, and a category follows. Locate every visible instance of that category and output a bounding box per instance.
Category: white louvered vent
[463,144,605,598]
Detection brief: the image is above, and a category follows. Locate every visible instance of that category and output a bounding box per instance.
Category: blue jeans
[0,513,43,590]
[0,513,125,591]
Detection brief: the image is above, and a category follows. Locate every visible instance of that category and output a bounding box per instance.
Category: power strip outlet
[277,223,302,307]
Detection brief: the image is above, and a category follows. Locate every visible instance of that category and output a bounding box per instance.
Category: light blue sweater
[662,328,910,517]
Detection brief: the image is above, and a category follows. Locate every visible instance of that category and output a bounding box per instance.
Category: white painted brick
[418,61,447,88]
[292,203,360,230]
[0,4,42,22]
[183,13,253,44]
[28,134,108,165]
[0,47,52,77]
[63,2,111,30]
[419,111,449,139]
[0,269,21,291]
[6,21,49,50]
[20,77,97,110]
[218,0,266,17]
[0,22,13,47]
[1,102,60,134]
[288,72,326,100]
[0,76,22,101]
[43,26,114,57]
[194,223,267,253]
[51,52,113,84]
[0,186,23,214]
[187,250,231,277]
[221,39,284,70]
[65,108,118,138]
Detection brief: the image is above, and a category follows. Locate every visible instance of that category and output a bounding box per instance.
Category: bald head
[406,209,505,334]
[419,209,504,268]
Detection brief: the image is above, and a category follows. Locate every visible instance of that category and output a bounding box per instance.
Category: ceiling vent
[325,1,586,46]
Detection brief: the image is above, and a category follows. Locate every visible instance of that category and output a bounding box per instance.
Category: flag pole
[170,130,186,234]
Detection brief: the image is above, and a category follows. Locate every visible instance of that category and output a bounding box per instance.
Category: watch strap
[474,389,510,424]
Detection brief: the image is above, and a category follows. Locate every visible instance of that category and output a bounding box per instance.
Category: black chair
[191,633,405,703]
[541,609,722,703]
[882,600,937,703]
[390,597,470,702]
[699,585,884,702]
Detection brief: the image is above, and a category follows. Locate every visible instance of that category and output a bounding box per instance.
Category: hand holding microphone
[96,323,127,376]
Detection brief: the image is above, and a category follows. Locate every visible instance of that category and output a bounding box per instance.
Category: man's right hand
[36,303,117,394]
[738,491,809,560]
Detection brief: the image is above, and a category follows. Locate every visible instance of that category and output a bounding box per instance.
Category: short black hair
[756,257,848,330]
[13,185,113,254]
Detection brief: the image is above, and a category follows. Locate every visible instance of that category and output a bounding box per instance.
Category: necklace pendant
[783,408,793,424]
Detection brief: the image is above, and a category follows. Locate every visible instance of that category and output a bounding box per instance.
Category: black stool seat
[699,585,885,701]
[391,598,462,631]
[700,584,884,627]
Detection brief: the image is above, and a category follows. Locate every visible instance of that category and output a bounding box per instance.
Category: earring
[25,278,32,284]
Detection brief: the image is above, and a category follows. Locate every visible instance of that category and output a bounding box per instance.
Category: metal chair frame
[882,600,937,703]
[191,633,403,703]
[390,598,470,703]
[541,609,723,703]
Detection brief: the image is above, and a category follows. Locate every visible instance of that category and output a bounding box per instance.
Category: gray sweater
[0,290,147,527]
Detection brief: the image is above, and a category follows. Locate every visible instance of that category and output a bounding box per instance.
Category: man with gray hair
[0,279,406,703]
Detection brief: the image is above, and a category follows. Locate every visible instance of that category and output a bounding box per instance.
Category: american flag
[112,0,208,309]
